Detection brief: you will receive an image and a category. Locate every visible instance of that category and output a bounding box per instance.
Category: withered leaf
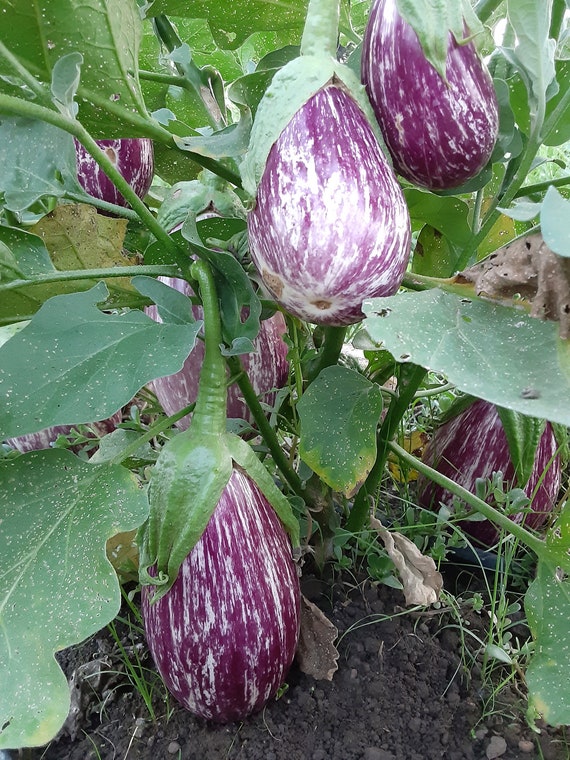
[370,516,443,606]
[296,595,339,681]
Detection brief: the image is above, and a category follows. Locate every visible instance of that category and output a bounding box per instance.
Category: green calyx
[138,259,300,602]
[241,0,389,198]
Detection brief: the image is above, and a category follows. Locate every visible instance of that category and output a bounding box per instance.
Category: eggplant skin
[247,84,411,327]
[417,400,561,547]
[362,0,499,190]
[141,468,301,723]
[145,277,290,430]
[74,138,154,207]
[4,412,122,453]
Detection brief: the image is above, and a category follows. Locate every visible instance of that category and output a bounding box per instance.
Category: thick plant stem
[389,441,547,558]
[300,0,340,58]
[346,363,428,532]
[307,325,348,383]
[226,354,306,499]
[189,260,228,436]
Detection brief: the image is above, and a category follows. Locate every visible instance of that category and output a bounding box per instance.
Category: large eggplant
[247,83,411,326]
[4,412,122,453]
[145,277,289,430]
[361,0,499,190]
[75,138,154,207]
[417,400,561,546]
[141,467,301,722]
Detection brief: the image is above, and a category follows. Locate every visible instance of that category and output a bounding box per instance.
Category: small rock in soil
[518,739,536,753]
[363,748,395,760]
[167,740,181,754]
[486,734,507,759]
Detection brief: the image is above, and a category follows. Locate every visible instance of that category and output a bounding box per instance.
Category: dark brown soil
[16,569,570,760]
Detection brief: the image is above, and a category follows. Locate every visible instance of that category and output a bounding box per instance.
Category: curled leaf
[370,516,443,606]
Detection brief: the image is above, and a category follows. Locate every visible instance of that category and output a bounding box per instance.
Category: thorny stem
[0,265,180,292]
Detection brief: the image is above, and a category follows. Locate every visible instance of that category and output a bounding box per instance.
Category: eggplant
[247,83,411,326]
[361,0,499,190]
[145,277,289,430]
[75,138,154,207]
[4,412,122,453]
[141,466,301,722]
[417,400,561,546]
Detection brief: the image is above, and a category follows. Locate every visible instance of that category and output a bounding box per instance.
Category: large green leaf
[0,0,150,137]
[541,186,570,257]
[362,289,570,426]
[146,0,308,50]
[0,282,201,438]
[525,531,570,727]
[297,365,384,498]
[0,118,79,212]
[0,449,149,749]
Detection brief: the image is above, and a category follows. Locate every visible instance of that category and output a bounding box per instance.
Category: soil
[14,566,570,760]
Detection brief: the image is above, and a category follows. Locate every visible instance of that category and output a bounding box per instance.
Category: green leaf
[0,283,201,438]
[0,0,150,137]
[541,186,570,257]
[50,51,82,118]
[542,60,570,146]
[181,217,261,354]
[173,108,253,160]
[0,449,148,749]
[146,0,308,50]
[362,289,570,426]
[503,0,557,123]
[132,274,197,325]
[525,558,570,727]
[297,365,384,498]
[0,118,78,212]
[495,406,546,487]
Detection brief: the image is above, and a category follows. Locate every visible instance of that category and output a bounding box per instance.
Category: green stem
[0,42,52,105]
[300,0,340,58]
[226,354,306,499]
[189,260,227,435]
[346,363,428,532]
[109,403,196,466]
[549,0,566,41]
[0,264,180,292]
[473,0,504,24]
[307,325,347,383]
[513,173,570,198]
[62,191,141,220]
[389,440,546,557]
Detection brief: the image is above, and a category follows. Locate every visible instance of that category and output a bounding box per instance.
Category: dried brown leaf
[370,516,443,606]
[296,595,339,681]
[458,233,570,339]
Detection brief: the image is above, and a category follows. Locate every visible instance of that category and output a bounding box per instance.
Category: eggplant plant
[0,0,569,749]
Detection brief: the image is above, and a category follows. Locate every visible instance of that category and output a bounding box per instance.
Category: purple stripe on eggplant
[247,84,411,326]
[417,400,561,547]
[75,138,154,208]
[4,411,122,453]
[361,0,499,190]
[145,277,289,430]
[141,467,301,723]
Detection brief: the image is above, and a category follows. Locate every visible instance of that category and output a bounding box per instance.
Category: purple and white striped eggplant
[141,466,301,723]
[75,138,154,208]
[417,400,561,546]
[145,277,289,430]
[4,412,122,453]
[247,83,411,326]
[361,0,499,190]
